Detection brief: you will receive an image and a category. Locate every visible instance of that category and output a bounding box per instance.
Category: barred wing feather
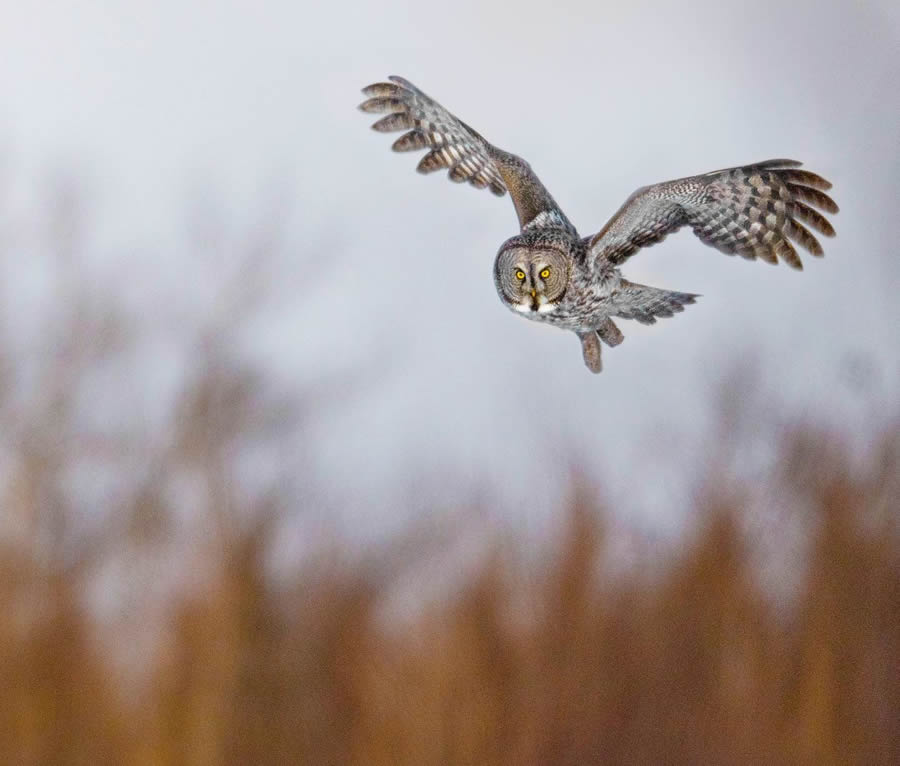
[587,160,838,270]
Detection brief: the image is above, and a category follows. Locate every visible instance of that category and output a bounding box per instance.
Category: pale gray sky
[2,0,898,535]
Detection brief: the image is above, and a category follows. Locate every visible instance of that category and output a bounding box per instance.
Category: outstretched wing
[358,76,574,232]
[586,160,838,270]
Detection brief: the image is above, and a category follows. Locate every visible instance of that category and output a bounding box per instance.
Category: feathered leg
[578,331,603,373]
[597,317,624,347]
[578,318,626,373]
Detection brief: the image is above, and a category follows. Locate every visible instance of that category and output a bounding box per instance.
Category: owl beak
[530,289,536,298]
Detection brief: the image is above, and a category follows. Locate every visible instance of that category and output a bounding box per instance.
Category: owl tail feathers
[579,286,698,372]
[613,280,700,326]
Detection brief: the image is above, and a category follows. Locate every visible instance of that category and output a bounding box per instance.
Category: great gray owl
[358,76,838,373]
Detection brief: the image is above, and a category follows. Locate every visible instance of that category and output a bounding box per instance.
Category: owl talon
[578,331,603,373]
[597,318,624,347]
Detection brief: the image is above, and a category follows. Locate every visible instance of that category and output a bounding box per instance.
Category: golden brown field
[1,395,897,764]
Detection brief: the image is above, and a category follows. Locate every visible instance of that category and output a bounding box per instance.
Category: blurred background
[1,1,898,763]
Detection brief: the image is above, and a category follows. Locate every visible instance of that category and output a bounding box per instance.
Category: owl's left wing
[586,160,837,270]
[359,76,574,233]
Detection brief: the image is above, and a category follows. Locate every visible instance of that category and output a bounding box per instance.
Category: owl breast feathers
[359,76,837,373]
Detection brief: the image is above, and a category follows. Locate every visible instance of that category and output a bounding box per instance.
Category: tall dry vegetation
[0,174,897,765]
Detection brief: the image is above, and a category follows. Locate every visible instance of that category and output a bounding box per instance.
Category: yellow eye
[540,268,551,279]
[515,270,526,280]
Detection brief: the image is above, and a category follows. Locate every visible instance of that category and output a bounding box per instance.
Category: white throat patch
[513,300,557,315]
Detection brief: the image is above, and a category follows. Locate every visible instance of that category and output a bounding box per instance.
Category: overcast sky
[2,0,898,536]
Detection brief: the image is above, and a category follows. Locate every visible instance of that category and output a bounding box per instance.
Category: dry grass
[0,176,897,765]
[1,408,897,766]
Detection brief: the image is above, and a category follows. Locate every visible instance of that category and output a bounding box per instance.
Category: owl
[358,76,838,372]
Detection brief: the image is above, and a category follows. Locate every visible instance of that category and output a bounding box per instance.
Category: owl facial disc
[495,244,568,315]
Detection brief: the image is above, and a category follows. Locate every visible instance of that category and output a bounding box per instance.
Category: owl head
[494,237,569,314]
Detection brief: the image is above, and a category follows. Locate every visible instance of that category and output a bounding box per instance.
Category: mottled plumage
[358,76,838,373]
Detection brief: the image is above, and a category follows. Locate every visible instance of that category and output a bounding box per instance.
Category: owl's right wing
[359,76,574,233]
[585,160,838,271]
